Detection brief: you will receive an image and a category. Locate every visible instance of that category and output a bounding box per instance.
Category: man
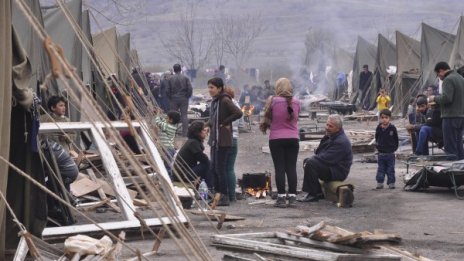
[214,65,227,84]
[167,64,193,136]
[298,114,353,202]
[359,64,373,110]
[429,61,464,159]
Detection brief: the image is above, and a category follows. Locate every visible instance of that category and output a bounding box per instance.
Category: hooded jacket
[208,93,243,147]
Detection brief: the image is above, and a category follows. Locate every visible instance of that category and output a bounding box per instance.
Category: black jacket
[359,71,373,91]
[312,129,353,180]
[167,73,192,100]
[375,123,399,153]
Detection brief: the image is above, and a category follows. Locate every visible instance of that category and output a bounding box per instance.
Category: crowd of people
[38,60,464,212]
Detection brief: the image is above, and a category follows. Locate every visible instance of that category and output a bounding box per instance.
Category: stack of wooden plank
[212,221,434,261]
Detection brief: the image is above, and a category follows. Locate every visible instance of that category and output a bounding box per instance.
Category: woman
[260,78,300,208]
[224,87,242,202]
[173,121,210,183]
[207,78,243,206]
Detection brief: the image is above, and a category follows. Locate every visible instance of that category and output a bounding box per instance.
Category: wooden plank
[274,232,364,254]
[295,221,326,236]
[90,126,136,220]
[42,216,188,238]
[96,178,138,200]
[70,177,101,197]
[212,236,400,261]
[188,210,246,221]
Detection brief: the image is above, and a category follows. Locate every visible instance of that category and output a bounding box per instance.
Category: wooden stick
[210,193,221,210]
[295,221,326,236]
[152,228,166,252]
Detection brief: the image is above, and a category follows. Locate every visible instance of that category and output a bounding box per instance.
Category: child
[376,88,391,111]
[375,109,399,189]
[40,95,75,153]
[154,110,181,177]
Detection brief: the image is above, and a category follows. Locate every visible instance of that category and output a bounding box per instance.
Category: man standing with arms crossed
[429,61,464,160]
[167,64,193,136]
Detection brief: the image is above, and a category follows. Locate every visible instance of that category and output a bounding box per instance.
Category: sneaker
[376,183,384,189]
[274,196,287,208]
[287,196,297,207]
[388,183,395,189]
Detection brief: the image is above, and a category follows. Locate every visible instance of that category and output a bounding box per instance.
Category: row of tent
[349,17,464,115]
[12,0,145,122]
[1,0,149,255]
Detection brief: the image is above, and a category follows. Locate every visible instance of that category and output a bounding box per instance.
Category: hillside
[64,1,464,72]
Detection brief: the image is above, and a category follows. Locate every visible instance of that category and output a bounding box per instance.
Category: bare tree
[161,2,212,72]
[303,28,337,71]
[214,14,265,72]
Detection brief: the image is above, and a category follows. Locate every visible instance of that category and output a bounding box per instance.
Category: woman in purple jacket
[260,78,300,208]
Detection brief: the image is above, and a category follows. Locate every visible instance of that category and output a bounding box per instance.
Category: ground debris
[213,222,435,261]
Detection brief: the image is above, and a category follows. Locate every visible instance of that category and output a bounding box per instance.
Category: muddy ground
[119,117,463,260]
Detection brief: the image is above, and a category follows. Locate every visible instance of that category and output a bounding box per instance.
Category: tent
[420,23,455,89]
[44,0,84,122]
[392,31,421,116]
[93,27,119,77]
[117,33,131,86]
[449,16,464,69]
[351,36,376,106]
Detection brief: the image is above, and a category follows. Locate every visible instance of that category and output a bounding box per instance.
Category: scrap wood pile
[212,221,434,261]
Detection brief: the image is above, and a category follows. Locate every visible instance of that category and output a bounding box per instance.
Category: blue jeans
[376,153,395,184]
[416,126,432,155]
[442,118,464,160]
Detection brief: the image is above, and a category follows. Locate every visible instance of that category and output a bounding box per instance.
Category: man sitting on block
[298,114,353,203]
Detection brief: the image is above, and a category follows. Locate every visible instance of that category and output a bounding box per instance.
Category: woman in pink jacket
[260,78,300,208]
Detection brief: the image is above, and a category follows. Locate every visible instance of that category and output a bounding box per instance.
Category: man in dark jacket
[167,64,193,136]
[430,62,464,159]
[359,64,373,110]
[298,114,353,202]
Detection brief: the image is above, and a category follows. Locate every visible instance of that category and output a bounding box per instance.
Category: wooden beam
[42,216,187,238]
[295,221,326,236]
[212,235,401,261]
[274,232,364,254]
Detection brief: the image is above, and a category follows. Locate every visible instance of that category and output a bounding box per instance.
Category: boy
[375,109,399,189]
[40,95,75,153]
[154,110,181,176]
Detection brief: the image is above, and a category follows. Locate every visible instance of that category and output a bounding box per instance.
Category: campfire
[241,104,254,116]
[239,172,271,199]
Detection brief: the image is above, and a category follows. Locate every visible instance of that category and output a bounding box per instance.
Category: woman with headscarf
[207,78,243,206]
[260,78,300,208]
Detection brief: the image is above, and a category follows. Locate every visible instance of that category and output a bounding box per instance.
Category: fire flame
[241,104,255,116]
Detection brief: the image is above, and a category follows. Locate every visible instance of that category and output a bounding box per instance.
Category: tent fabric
[44,0,83,122]
[351,36,376,106]
[351,36,376,93]
[131,49,142,69]
[93,27,118,77]
[12,0,50,92]
[449,16,464,69]
[396,31,420,74]
[117,33,131,85]
[376,34,396,89]
[0,0,12,258]
[392,31,421,115]
[421,23,455,88]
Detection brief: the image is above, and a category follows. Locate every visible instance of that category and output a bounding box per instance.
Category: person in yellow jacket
[376,88,391,111]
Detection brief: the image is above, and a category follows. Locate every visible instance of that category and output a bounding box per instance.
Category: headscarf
[259,78,294,133]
